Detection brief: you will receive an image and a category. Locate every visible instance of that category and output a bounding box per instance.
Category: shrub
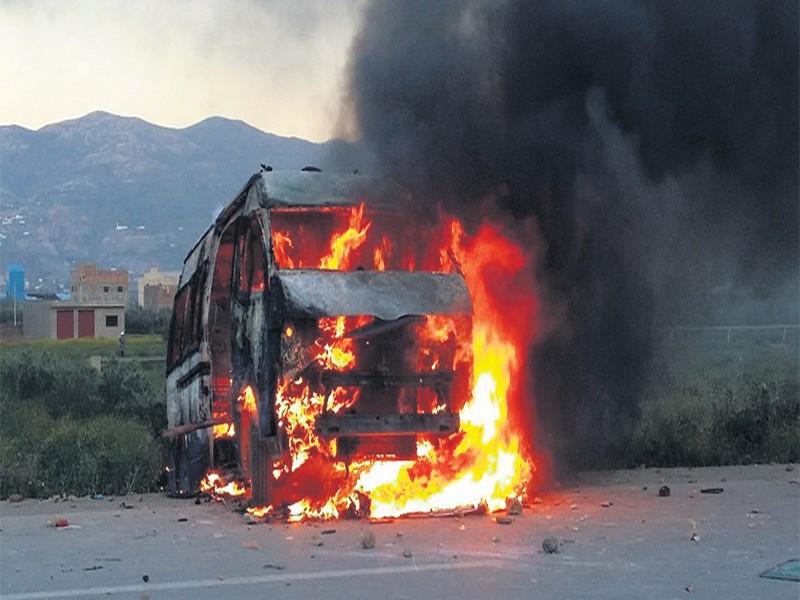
[36,417,163,496]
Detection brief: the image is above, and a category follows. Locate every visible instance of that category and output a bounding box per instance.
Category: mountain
[0,111,331,291]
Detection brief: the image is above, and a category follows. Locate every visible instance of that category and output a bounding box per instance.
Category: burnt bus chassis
[164,170,473,505]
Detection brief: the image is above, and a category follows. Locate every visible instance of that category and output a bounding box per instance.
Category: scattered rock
[263,563,285,570]
[786,464,795,472]
[684,584,694,593]
[700,488,723,494]
[242,541,260,550]
[506,497,523,515]
[321,529,336,535]
[177,517,188,522]
[600,501,613,508]
[396,532,403,538]
[690,533,700,543]
[83,565,103,571]
[361,530,376,549]
[492,536,500,543]
[93,494,104,500]
[569,503,578,510]
[402,550,412,558]
[495,516,513,525]
[119,502,134,510]
[7,494,24,503]
[542,537,560,554]
[312,538,324,547]
[142,575,149,582]
[195,497,202,505]
[658,485,671,497]
[687,479,697,484]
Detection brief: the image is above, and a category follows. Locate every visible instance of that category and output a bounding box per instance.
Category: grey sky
[0,0,365,141]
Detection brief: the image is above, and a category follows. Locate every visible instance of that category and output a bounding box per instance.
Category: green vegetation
[0,337,167,498]
[627,329,799,468]
[0,328,797,498]
[125,306,172,337]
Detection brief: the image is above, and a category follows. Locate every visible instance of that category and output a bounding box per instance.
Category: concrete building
[71,263,129,305]
[138,266,179,310]
[23,300,124,339]
[23,263,127,340]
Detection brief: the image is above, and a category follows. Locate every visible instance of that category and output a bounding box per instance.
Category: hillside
[0,111,331,290]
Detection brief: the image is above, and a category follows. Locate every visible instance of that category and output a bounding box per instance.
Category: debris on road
[321,529,336,535]
[685,583,695,592]
[46,518,70,528]
[177,517,188,522]
[402,550,413,558]
[495,516,513,525]
[786,465,795,472]
[312,537,324,547]
[506,497,523,515]
[542,537,560,554]
[361,530,376,549]
[689,519,700,542]
[658,485,671,497]
[263,563,285,570]
[242,541,260,550]
[601,501,613,508]
[7,494,24,503]
[142,575,149,582]
[531,496,543,505]
[83,565,103,571]
[119,501,134,509]
[700,488,724,494]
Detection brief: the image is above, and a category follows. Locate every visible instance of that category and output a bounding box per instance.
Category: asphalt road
[1,464,798,599]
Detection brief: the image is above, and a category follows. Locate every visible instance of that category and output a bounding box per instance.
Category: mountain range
[0,111,340,291]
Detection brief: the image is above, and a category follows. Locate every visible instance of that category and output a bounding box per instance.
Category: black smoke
[339,0,799,469]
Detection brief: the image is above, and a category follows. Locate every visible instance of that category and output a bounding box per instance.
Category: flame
[206,205,537,519]
[213,422,236,439]
[200,471,247,497]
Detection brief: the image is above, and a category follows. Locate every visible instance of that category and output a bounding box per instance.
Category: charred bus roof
[180,170,413,287]
[213,170,412,233]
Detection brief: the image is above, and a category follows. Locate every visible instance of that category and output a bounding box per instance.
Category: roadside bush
[631,372,799,467]
[36,417,163,496]
[0,348,167,498]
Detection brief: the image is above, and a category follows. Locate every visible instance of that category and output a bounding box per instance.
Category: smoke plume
[339,1,799,469]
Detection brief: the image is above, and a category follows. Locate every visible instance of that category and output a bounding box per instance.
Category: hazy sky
[0,0,365,141]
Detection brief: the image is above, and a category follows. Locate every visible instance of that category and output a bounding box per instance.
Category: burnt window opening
[235,217,268,301]
[167,264,207,370]
[105,315,118,327]
[103,286,109,293]
[117,286,123,293]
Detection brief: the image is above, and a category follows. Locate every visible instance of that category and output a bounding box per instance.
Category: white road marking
[0,560,499,599]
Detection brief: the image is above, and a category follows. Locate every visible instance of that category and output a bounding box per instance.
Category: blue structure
[6,264,24,300]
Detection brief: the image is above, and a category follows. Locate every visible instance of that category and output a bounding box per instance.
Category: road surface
[1,464,798,599]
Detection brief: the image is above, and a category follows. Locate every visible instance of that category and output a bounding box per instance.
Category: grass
[0,334,166,359]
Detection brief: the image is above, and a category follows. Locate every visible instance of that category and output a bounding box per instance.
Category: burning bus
[165,169,478,510]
